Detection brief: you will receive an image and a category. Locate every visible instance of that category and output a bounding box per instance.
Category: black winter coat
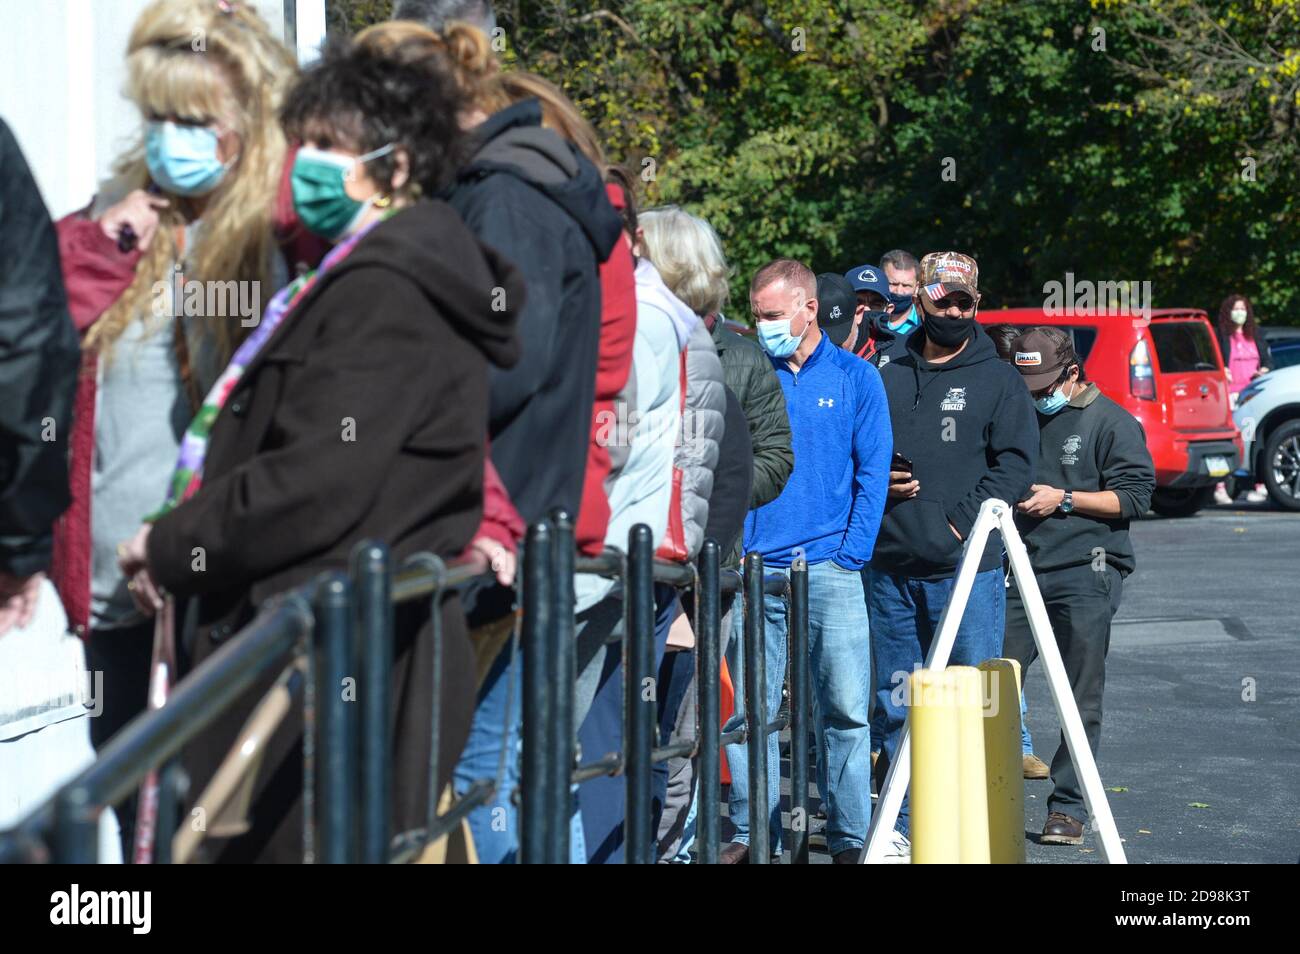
[444,99,623,528]
[147,201,522,861]
[0,119,80,576]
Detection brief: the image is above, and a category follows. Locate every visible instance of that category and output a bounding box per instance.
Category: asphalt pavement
[718,499,1300,864]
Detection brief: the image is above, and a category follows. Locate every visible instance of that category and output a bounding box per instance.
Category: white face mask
[1230,308,1248,325]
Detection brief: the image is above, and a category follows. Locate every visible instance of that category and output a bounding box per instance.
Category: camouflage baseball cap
[918,251,979,300]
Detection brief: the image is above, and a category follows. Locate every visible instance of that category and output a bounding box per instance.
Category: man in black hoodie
[867,251,1038,858]
[443,96,624,862]
[1003,327,1154,847]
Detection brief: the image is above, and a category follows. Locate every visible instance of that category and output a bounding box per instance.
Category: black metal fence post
[789,555,810,864]
[351,542,393,864]
[313,574,354,864]
[696,540,721,865]
[52,786,97,864]
[743,552,769,863]
[549,510,576,865]
[520,521,555,864]
[624,523,655,864]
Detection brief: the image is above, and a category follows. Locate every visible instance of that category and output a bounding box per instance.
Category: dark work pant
[1003,562,1123,821]
[86,618,155,860]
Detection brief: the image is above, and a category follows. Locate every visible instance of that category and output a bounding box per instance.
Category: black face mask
[922,312,976,348]
[864,309,891,327]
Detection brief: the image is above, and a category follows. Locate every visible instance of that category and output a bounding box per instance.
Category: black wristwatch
[1059,490,1074,514]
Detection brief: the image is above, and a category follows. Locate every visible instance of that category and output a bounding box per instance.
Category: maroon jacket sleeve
[467,454,525,553]
[55,213,141,333]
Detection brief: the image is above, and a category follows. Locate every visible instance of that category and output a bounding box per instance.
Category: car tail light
[1130,338,1155,400]
[1128,337,1159,402]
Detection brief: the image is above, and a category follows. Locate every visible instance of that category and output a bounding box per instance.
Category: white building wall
[0,0,324,219]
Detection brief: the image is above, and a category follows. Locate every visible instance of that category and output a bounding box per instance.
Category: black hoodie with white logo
[871,327,1038,580]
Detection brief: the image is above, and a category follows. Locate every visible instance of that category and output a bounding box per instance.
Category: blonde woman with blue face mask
[49,2,298,857]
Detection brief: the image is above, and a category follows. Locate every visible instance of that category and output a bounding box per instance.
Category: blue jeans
[574,584,676,863]
[454,638,587,865]
[724,560,873,855]
[453,641,521,864]
[867,567,1006,838]
[1020,688,1034,755]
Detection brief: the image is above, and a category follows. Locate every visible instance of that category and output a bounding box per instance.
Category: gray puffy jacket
[677,319,726,560]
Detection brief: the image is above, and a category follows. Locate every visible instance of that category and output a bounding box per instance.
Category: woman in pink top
[1215,294,1272,504]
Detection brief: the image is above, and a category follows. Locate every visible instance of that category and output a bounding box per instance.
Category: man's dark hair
[391,0,496,33]
[282,34,465,196]
[751,258,816,298]
[879,249,919,275]
[982,323,1021,363]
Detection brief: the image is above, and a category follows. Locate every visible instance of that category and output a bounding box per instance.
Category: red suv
[978,308,1242,517]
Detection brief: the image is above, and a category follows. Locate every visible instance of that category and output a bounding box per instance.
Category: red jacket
[574,184,637,555]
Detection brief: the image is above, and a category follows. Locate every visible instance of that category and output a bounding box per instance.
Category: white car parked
[1234,365,1300,510]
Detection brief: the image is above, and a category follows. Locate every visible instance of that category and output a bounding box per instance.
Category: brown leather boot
[1041,811,1084,845]
[719,842,750,864]
[833,848,862,864]
[1022,753,1050,780]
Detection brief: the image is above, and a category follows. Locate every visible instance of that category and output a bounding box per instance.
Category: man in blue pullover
[720,259,891,864]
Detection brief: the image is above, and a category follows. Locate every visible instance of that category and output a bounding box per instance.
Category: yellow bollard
[979,658,1026,864]
[955,667,991,863]
[909,669,962,863]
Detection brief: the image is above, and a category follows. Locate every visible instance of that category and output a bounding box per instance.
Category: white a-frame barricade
[862,497,1127,864]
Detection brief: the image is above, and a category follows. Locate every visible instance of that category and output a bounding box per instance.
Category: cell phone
[891,451,913,473]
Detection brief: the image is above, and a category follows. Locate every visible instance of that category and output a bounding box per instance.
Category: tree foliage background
[328,0,1300,324]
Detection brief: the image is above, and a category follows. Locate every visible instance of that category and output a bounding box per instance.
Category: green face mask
[291,143,395,240]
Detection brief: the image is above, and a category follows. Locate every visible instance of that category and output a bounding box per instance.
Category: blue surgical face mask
[1034,377,1077,415]
[1034,389,1069,415]
[145,121,231,196]
[757,316,808,358]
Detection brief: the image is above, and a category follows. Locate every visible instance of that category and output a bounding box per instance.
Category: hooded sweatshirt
[871,326,1038,580]
[147,199,520,862]
[445,98,624,528]
[149,198,522,605]
[744,333,892,570]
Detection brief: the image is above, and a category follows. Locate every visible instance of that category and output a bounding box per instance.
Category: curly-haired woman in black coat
[117,35,523,862]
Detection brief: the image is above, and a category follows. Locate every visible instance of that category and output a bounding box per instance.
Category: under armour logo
[818,398,835,407]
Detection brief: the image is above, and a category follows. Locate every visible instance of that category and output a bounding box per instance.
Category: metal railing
[1,517,811,864]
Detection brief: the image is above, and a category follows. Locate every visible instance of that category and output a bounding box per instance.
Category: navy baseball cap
[845,263,892,300]
[816,273,858,348]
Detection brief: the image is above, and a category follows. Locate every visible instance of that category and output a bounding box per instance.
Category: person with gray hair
[391,0,496,33]
[638,207,792,525]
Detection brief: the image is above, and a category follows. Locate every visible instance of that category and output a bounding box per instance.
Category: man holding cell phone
[865,251,1039,861]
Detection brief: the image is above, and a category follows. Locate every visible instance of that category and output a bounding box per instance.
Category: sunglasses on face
[931,294,976,312]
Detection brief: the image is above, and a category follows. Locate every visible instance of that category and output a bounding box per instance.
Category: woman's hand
[117,525,163,616]
[468,537,517,587]
[99,189,169,252]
